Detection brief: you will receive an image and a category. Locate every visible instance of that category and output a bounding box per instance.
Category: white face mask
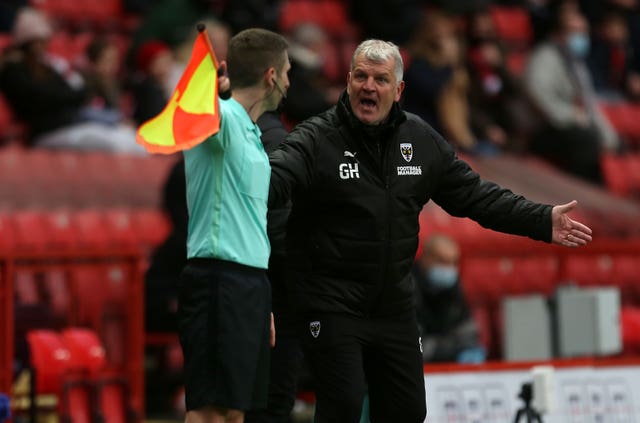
[427,265,458,289]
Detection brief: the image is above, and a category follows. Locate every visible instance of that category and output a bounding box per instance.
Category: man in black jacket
[268,39,593,423]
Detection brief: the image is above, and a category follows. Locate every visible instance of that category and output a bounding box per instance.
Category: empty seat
[460,255,559,306]
[25,330,71,394]
[560,254,615,287]
[12,211,52,254]
[489,6,533,48]
[72,209,110,252]
[61,328,106,377]
[279,0,355,38]
[130,209,171,251]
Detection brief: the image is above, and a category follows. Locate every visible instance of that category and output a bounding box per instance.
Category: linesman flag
[136,24,220,154]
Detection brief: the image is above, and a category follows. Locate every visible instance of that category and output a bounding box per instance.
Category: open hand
[551,200,592,247]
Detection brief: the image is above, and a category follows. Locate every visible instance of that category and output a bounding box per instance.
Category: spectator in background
[0,7,145,153]
[466,9,536,152]
[524,0,619,185]
[130,40,173,125]
[127,0,219,71]
[588,9,640,102]
[348,0,422,45]
[283,23,342,125]
[79,36,128,125]
[412,234,485,363]
[403,10,502,155]
[164,18,231,99]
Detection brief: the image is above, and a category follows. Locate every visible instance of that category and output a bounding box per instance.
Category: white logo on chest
[339,162,360,179]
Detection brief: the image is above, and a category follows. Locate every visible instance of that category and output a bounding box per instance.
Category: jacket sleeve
[268,119,318,207]
[430,133,553,243]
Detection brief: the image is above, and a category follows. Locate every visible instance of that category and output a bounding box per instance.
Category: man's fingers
[571,220,592,236]
[556,200,578,214]
[570,228,592,242]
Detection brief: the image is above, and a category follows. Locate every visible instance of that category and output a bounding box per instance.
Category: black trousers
[300,312,427,423]
[245,258,305,423]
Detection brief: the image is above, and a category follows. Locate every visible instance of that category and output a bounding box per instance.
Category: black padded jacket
[269,92,552,317]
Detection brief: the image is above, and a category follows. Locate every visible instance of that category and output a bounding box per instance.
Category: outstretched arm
[551,200,593,247]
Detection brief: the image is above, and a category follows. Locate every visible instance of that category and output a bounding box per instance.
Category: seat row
[460,253,640,308]
[0,208,171,255]
[0,147,178,209]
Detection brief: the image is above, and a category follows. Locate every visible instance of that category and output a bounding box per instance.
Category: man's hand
[218,60,230,94]
[551,200,593,247]
[270,312,276,347]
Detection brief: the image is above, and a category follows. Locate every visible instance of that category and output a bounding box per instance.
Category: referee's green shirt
[184,97,271,269]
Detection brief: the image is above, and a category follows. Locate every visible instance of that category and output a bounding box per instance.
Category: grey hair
[351,39,403,82]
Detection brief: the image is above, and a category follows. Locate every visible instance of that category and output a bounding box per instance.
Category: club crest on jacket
[310,321,321,338]
[400,143,413,162]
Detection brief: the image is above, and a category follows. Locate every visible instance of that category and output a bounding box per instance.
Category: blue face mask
[567,32,590,58]
[427,265,458,289]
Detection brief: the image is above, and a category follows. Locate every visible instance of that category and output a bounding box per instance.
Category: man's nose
[363,77,375,90]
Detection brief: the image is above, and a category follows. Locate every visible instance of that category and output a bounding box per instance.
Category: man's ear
[395,80,405,102]
[265,67,277,86]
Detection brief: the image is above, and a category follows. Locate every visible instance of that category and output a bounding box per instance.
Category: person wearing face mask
[524,0,620,185]
[411,234,485,364]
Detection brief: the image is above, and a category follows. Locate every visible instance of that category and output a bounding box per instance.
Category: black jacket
[269,92,552,317]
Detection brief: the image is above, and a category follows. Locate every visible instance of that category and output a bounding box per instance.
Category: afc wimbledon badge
[400,143,413,162]
[310,321,321,338]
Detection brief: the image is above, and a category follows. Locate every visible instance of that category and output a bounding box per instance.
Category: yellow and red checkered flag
[136,24,220,154]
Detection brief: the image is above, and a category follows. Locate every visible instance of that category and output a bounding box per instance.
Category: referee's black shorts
[177,258,272,412]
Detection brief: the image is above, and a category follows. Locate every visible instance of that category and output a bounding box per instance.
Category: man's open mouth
[360,98,377,109]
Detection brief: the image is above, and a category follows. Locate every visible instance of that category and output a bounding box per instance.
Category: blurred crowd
[1,0,640,185]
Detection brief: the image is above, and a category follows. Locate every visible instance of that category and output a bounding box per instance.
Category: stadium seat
[102,208,139,250]
[601,153,630,197]
[489,6,533,48]
[69,263,127,327]
[0,213,15,253]
[25,330,71,394]
[460,255,559,307]
[42,210,77,251]
[61,328,106,377]
[130,208,171,251]
[620,306,640,355]
[14,270,40,306]
[600,102,640,148]
[59,327,134,423]
[12,210,52,254]
[279,0,356,38]
[560,254,615,287]
[42,269,72,318]
[72,209,111,252]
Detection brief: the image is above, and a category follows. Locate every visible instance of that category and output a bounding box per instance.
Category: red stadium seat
[25,330,71,394]
[460,255,559,306]
[12,210,51,254]
[130,208,171,251]
[102,208,139,250]
[72,209,110,252]
[601,153,630,197]
[14,270,40,306]
[489,6,533,48]
[279,0,354,37]
[42,269,72,318]
[560,254,615,287]
[600,102,640,148]
[0,213,15,253]
[61,327,106,377]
